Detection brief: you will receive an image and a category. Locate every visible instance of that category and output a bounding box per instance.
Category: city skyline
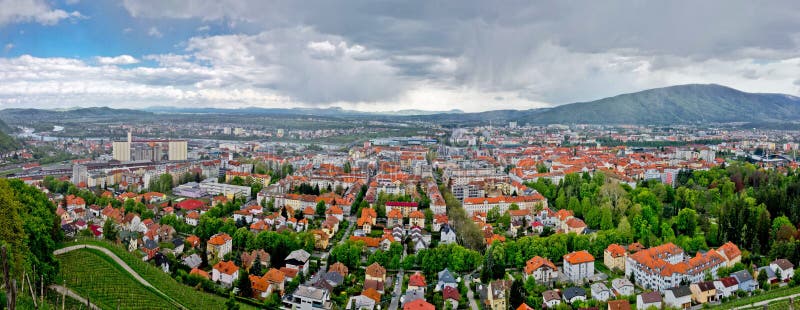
[1,0,799,112]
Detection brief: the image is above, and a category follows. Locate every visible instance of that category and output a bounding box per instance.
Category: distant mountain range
[2,84,799,125]
[0,107,153,121]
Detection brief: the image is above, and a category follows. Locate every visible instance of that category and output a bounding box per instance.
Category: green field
[57,249,179,309]
[61,239,258,310]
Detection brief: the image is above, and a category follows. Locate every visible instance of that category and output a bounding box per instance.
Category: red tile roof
[564,250,595,265]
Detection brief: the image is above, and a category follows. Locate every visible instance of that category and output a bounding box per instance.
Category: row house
[625,242,738,291]
[462,193,547,216]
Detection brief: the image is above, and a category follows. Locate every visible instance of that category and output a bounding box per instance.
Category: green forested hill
[523,84,800,124]
[0,119,20,153]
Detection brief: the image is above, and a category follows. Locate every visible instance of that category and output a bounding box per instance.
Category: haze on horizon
[1,0,800,113]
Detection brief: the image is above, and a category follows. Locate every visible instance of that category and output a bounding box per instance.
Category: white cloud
[95,55,139,65]
[3,43,13,53]
[2,19,800,112]
[147,26,163,38]
[0,0,82,26]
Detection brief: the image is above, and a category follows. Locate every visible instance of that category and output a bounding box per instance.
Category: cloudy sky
[1,0,799,112]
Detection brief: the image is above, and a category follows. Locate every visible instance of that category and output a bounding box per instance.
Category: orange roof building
[563,250,595,283]
[524,256,558,284]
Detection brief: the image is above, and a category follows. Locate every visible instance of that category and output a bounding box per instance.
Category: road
[49,285,101,310]
[731,293,800,310]
[316,215,355,266]
[54,244,186,309]
[388,244,407,310]
[464,275,479,310]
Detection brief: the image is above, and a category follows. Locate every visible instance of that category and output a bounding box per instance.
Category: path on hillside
[54,244,186,309]
[730,293,800,310]
[49,285,101,310]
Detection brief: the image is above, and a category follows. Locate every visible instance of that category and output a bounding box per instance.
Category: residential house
[757,266,778,284]
[241,249,270,271]
[285,249,311,276]
[189,268,210,280]
[432,214,448,232]
[402,289,425,305]
[611,278,634,297]
[386,201,418,217]
[402,299,435,310]
[440,224,456,245]
[182,254,202,269]
[212,260,239,287]
[264,268,286,295]
[365,263,387,293]
[442,286,460,309]
[409,210,425,228]
[716,242,742,268]
[690,281,717,304]
[436,268,458,291]
[562,287,587,304]
[282,285,332,310]
[479,280,510,310]
[325,205,344,222]
[636,292,662,310]
[607,300,631,310]
[408,272,427,293]
[185,211,200,226]
[604,244,627,271]
[731,270,757,292]
[524,256,558,285]
[250,275,271,299]
[313,230,331,250]
[542,290,561,308]
[590,283,612,302]
[714,277,739,299]
[563,250,595,283]
[143,239,159,260]
[329,262,349,278]
[357,208,377,232]
[770,259,795,282]
[207,232,233,259]
[322,271,345,287]
[516,304,534,310]
[387,209,404,227]
[663,285,692,309]
[346,295,376,310]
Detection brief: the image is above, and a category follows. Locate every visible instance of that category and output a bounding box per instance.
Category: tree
[250,254,263,276]
[158,173,174,193]
[0,180,27,279]
[509,277,526,307]
[316,200,327,217]
[237,269,252,297]
[676,208,698,236]
[103,219,118,241]
[772,216,796,242]
[758,268,769,289]
[617,217,633,243]
[230,176,245,186]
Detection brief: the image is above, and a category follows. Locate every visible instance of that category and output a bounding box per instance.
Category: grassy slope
[57,249,178,310]
[61,239,258,310]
